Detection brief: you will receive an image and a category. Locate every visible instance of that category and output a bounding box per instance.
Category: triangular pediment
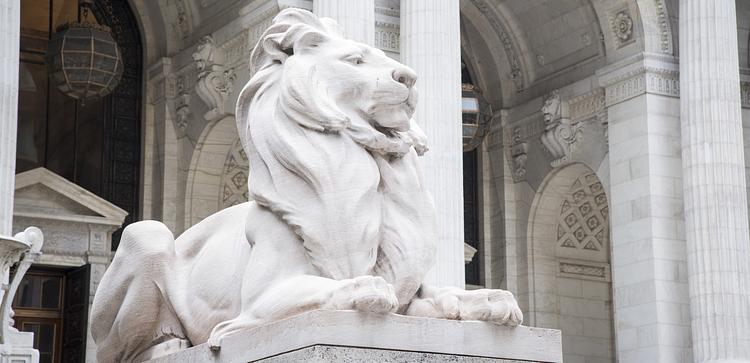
[14,168,128,226]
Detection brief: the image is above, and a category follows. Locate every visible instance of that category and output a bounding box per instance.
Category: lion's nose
[392,67,417,88]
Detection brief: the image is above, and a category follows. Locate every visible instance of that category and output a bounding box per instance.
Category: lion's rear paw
[328,275,399,314]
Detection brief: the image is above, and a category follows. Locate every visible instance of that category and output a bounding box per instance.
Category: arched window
[16,0,142,249]
[14,1,142,360]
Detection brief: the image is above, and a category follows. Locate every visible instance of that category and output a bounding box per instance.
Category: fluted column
[0,0,20,236]
[400,0,464,287]
[680,0,750,360]
[313,0,374,45]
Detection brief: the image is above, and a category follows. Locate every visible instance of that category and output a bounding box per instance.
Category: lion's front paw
[406,287,523,326]
[328,275,399,314]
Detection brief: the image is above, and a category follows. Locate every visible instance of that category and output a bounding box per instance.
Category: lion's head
[237,8,425,156]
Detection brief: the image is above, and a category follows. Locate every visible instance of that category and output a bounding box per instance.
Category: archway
[185,115,247,227]
[528,163,614,363]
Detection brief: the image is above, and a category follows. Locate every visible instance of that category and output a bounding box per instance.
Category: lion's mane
[235,9,436,295]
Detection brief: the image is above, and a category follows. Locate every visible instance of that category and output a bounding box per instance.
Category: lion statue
[90,8,522,362]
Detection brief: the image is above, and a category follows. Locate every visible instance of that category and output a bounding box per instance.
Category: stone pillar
[680,0,750,360]
[400,0,464,287]
[313,0,374,45]
[598,54,691,362]
[0,0,20,236]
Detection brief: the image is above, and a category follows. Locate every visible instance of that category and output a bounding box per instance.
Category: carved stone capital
[596,53,679,107]
[540,90,583,167]
[192,35,237,122]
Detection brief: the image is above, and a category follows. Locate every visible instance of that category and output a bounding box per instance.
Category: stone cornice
[596,53,679,107]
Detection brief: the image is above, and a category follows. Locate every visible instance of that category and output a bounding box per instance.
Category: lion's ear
[291,30,329,54]
[261,24,329,64]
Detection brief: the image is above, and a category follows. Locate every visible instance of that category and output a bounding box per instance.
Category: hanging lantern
[461,84,493,152]
[46,0,122,101]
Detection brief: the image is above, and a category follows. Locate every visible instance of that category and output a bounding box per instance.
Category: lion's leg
[91,221,186,362]
[207,274,399,349]
[404,284,523,326]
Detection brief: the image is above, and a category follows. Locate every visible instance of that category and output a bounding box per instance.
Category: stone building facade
[1,0,750,362]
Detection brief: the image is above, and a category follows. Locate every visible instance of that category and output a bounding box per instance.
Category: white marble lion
[90,8,522,362]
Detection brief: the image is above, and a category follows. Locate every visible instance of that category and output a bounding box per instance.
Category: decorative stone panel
[555,172,609,262]
[558,258,611,282]
[220,139,250,208]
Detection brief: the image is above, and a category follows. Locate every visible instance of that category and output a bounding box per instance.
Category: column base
[146,310,562,362]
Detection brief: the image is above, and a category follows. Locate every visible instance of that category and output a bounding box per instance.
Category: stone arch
[527,162,614,363]
[185,115,243,227]
[634,0,676,56]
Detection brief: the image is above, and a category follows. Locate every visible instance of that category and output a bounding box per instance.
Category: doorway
[12,265,90,363]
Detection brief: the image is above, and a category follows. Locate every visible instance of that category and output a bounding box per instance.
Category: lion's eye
[344,55,364,65]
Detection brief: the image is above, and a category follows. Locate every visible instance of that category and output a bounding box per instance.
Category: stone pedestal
[147,310,562,363]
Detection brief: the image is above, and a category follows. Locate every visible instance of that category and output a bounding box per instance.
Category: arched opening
[185,115,248,228]
[13,1,143,361]
[16,0,143,249]
[528,163,615,363]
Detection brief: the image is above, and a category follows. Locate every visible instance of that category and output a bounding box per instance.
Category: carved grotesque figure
[91,9,522,362]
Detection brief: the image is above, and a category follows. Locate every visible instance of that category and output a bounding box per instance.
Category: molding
[558,258,611,282]
[14,168,128,225]
[375,6,399,18]
[467,0,525,91]
[654,0,673,54]
[375,21,399,53]
[596,53,679,107]
[569,88,605,123]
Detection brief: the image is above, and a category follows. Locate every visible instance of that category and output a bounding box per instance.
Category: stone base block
[148,310,562,363]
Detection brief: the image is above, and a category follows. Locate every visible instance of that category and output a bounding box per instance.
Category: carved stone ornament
[510,141,528,182]
[0,228,43,357]
[610,9,634,48]
[91,9,523,362]
[174,86,190,131]
[540,90,582,167]
[193,35,237,122]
